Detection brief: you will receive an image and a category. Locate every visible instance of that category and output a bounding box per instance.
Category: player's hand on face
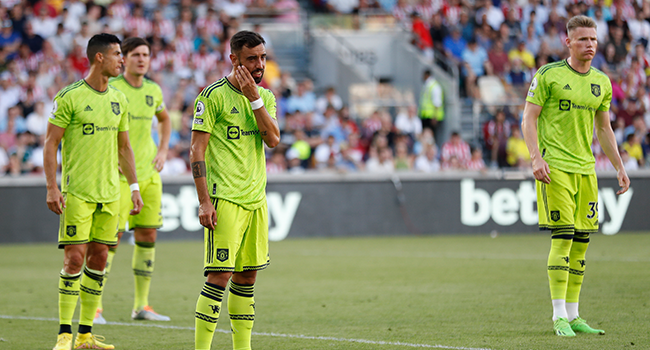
[616,168,630,195]
[130,191,144,215]
[152,149,167,172]
[532,157,551,184]
[234,65,260,102]
[46,187,66,215]
[198,201,217,230]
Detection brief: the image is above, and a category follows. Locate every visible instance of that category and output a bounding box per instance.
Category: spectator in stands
[466,147,486,171]
[267,149,288,174]
[8,131,35,175]
[442,26,466,62]
[315,86,343,115]
[0,19,21,56]
[508,40,536,70]
[414,142,440,172]
[395,105,422,140]
[488,40,510,79]
[483,109,511,168]
[608,26,630,63]
[159,147,189,176]
[25,101,48,136]
[441,131,470,168]
[618,98,643,127]
[623,133,644,168]
[620,148,638,170]
[287,79,316,113]
[394,139,413,171]
[314,134,340,169]
[428,12,448,53]
[461,38,488,99]
[475,0,504,31]
[523,24,541,57]
[592,7,609,44]
[497,22,518,54]
[366,146,395,172]
[0,112,17,151]
[418,69,444,137]
[506,126,530,169]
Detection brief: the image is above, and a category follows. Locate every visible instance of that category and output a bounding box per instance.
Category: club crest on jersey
[111,102,120,115]
[591,84,600,97]
[216,249,229,262]
[551,211,560,222]
[146,95,153,107]
[66,225,77,237]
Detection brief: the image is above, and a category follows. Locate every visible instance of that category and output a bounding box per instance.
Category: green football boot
[570,317,605,335]
[553,317,576,337]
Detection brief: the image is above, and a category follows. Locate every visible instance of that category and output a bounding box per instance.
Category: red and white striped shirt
[125,17,152,38]
[466,158,486,171]
[192,53,220,73]
[15,52,43,73]
[110,3,130,19]
[441,140,471,166]
[196,17,223,38]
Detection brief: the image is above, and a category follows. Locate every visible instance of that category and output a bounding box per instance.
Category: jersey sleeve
[261,88,277,120]
[598,78,612,112]
[48,93,74,129]
[192,95,216,133]
[118,94,129,132]
[525,70,549,107]
[155,85,166,113]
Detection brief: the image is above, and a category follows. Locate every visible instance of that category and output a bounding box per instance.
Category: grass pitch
[0,233,649,350]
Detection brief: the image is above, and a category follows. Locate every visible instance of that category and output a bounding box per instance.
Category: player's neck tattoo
[192,161,206,178]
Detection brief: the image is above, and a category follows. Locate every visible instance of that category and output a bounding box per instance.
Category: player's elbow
[265,136,280,149]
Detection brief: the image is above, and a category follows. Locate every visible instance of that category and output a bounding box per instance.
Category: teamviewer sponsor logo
[559,99,571,111]
[227,126,240,139]
[83,123,94,135]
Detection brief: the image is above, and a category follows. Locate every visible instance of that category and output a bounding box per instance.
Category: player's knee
[232,271,257,286]
[64,249,85,273]
[206,271,232,288]
[134,228,157,242]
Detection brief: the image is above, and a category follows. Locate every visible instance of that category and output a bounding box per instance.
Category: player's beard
[252,69,264,84]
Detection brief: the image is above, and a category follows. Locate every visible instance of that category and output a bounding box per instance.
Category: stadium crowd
[402,0,650,170]
[0,0,649,176]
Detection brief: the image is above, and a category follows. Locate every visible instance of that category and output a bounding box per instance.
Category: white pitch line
[0,315,492,350]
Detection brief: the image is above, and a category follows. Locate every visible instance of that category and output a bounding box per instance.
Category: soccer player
[522,15,630,337]
[45,33,143,350]
[94,37,172,324]
[189,30,279,350]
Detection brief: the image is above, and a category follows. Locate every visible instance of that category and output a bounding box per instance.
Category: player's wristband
[250,98,264,110]
[130,183,140,193]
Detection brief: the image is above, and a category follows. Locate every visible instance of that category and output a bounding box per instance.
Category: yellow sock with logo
[58,269,81,333]
[97,247,116,311]
[195,282,225,350]
[566,232,590,319]
[548,229,573,320]
[79,267,104,329]
[228,281,255,350]
[133,241,155,311]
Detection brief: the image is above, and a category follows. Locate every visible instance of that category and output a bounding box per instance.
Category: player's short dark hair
[122,37,150,57]
[87,33,121,63]
[566,15,596,35]
[230,30,265,55]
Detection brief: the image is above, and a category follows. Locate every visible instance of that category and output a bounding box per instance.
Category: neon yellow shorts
[118,173,162,232]
[58,193,120,248]
[536,167,599,234]
[204,198,270,276]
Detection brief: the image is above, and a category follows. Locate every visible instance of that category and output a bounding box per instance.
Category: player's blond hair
[566,15,597,35]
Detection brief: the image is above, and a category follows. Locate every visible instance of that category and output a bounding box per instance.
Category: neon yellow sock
[195,282,224,350]
[228,282,255,350]
[79,267,104,326]
[567,233,590,303]
[59,269,81,326]
[97,248,116,311]
[132,241,155,311]
[548,229,574,300]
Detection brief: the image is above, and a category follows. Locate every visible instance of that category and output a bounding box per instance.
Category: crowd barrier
[1,171,648,244]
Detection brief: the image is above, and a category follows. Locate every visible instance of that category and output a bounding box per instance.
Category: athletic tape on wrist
[250,98,264,110]
[130,183,140,193]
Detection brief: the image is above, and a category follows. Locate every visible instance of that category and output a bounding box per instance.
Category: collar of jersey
[563,59,591,77]
[225,77,243,95]
[82,79,109,95]
[118,74,144,89]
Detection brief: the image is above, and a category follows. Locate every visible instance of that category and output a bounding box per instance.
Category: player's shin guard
[195,282,224,350]
[133,241,155,311]
[79,267,105,330]
[228,282,255,350]
[548,229,573,319]
[567,233,589,317]
[59,269,81,334]
[97,247,116,311]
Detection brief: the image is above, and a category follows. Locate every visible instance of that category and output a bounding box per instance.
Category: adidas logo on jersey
[230,107,239,114]
[84,105,93,111]
[563,84,571,90]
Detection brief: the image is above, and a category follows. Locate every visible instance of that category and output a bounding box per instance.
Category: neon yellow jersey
[49,80,129,203]
[191,77,277,210]
[526,59,612,174]
[110,75,166,181]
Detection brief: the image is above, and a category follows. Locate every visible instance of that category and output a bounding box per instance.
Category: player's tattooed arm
[192,161,206,178]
